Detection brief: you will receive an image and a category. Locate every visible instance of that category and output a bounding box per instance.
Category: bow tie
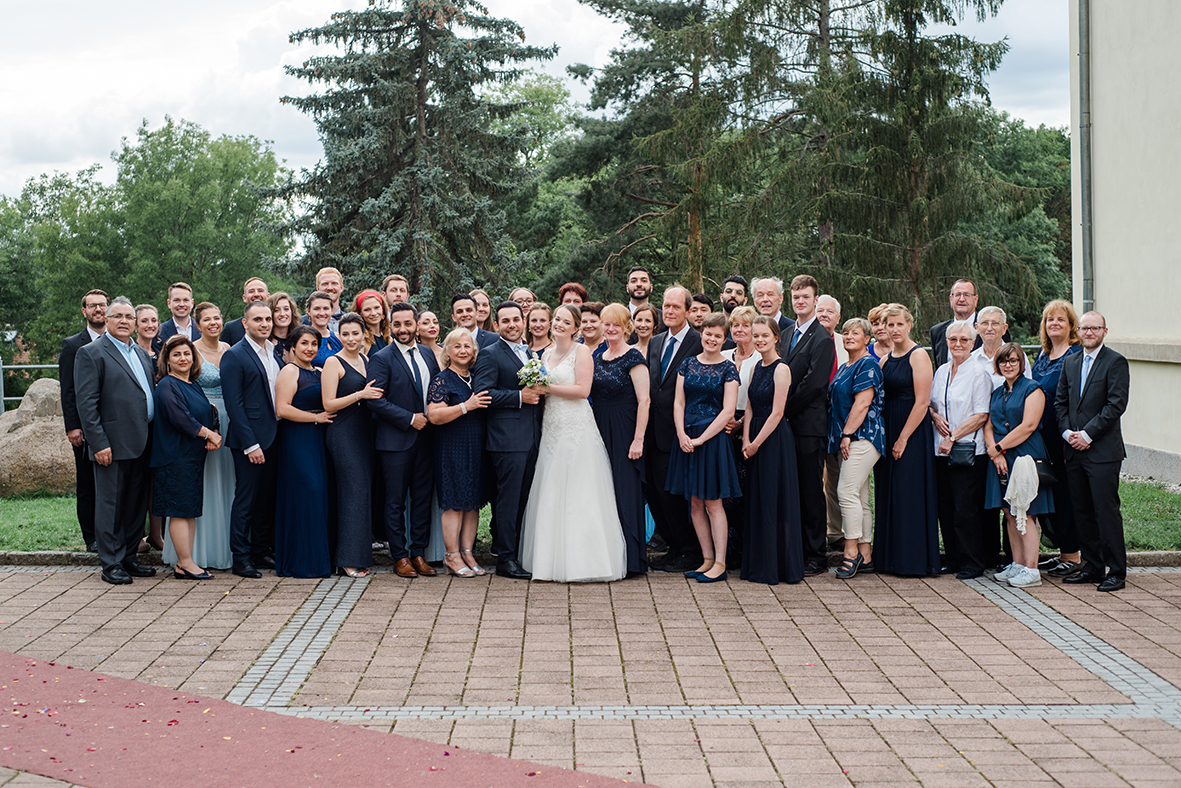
[512,343,529,355]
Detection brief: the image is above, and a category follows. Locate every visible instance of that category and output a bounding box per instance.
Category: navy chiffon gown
[325,357,375,570]
[741,359,804,584]
[591,348,648,575]
[275,366,332,578]
[874,346,941,576]
[665,356,742,501]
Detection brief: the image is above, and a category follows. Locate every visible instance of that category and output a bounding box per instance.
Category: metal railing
[0,357,58,407]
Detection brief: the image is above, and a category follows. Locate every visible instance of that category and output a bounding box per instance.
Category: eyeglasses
[997,358,1020,367]
[108,314,135,323]
[947,337,972,344]
[951,291,976,299]
[978,320,1004,328]
[1079,326,1105,333]
[83,302,107,310]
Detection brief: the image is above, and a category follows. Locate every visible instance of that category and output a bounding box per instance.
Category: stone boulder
[0,378,75,496]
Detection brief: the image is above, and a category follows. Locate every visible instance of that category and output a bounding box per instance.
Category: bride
[520,304,627,582]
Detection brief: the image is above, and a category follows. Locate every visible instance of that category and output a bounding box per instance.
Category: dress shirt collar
[244,334,274,359]
[1083,344,1104,361]
[86,325,104,342]
[772,311,784,324]
[394,338,420,355]
[668,321,691,346]
[794,315,817,336]
[104,331,133,351]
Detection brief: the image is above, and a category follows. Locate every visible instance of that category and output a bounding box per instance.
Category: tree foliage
[276,0,558,310]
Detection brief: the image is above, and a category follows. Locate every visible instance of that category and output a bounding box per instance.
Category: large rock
[0,379,75,496]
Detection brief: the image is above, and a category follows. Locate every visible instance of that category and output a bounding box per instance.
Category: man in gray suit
[74,297,158,585]
[1055,311,1131,592]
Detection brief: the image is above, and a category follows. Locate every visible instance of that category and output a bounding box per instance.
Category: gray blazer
[74,337,155,460]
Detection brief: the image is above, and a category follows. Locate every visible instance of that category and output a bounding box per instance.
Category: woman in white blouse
[929,320,993,579]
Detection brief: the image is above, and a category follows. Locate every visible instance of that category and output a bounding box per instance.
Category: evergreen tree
[278,0,556,306]
[823,0,1041,326]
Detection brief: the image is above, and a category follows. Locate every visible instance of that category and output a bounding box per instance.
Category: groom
[473,301,544,580]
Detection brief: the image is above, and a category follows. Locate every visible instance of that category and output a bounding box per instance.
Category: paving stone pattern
[5,565,1181,786]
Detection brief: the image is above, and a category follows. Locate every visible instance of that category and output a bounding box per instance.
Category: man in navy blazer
[367,303,441,578]
[472,301,544,579]
[752,277,796,357]
[152,282,198,355]
[452,293,499,348]
[220,301,282,578]
[1055,312,1131,592]
[59,288,108,553]
[645,286,703,573]
[74,297,158,585]
[782,275,837,576]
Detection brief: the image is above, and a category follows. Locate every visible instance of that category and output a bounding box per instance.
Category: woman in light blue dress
[164,302,234,570]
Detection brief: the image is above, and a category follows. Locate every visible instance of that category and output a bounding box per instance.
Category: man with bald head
[646,285,703,573]
[1055,311,1130,592]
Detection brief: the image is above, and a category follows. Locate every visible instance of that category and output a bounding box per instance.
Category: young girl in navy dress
[666,312,742,583]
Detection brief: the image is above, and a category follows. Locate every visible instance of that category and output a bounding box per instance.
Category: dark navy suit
[59,329,99,547]
[221,338,281,565]
[366,342,439,560]
[472,338,543,563]
[151,316,198,355]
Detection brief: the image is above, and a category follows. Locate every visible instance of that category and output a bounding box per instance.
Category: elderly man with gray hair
[74,296,158,585]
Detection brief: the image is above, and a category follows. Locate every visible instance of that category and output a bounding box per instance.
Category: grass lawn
[2,480,1179,553]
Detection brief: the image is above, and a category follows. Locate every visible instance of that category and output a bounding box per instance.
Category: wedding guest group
[57,271,1132,593]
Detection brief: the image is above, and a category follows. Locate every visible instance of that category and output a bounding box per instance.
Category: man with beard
[720,276,748,314]
[60,289,108,552]
[367,303,441,578]
[473,302,545,579]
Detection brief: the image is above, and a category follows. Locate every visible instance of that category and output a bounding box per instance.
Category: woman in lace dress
[520,304,627,582]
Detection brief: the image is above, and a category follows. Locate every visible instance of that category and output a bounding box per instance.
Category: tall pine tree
[278,0,556,304]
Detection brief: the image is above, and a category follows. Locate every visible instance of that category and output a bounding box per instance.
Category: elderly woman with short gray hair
[929,320,993,578]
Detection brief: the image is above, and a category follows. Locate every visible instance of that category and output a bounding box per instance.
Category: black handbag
[1034,458,1057,488]
[943,373,978,468]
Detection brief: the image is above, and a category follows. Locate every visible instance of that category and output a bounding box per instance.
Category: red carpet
[0,651,646,787]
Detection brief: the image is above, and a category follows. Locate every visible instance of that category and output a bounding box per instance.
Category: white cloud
[0,0,1068,199]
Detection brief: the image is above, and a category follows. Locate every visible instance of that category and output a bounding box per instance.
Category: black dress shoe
[253,555,277,570]
[495,560,532,580]
[101,565,133,585]
[1098,576,1126,592]
[233,562,262,579]
[1048,560,1083,578]
[804,559,826,576]
[121,560,157,578]
[86,542,99,554]
[955,568,984,580]
[1063,570,1104,585]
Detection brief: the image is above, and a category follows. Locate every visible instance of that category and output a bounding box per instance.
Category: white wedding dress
[520,348,627,582]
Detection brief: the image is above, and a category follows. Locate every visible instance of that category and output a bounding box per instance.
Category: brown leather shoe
[394,557,418,578]
[411,556,437,577]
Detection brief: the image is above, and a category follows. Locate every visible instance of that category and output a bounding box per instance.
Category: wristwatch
[841,433,856,441]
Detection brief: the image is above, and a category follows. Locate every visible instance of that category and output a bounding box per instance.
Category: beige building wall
[1070,0,1181,482]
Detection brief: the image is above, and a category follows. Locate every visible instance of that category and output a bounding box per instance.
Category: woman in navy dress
[322,314,384,578]
[667,312,741,583]
[592,304,650,576]
[267,292,300,366]
[274,325,334,578]
[874,304,940,576]
[984,343,1055,589]
[427,328,491,577]
[151,335,221,580]
[1031,300,1083,576]
[741,316,803,585]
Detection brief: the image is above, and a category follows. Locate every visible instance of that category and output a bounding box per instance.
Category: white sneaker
[992,562,1018,582]
[1008,565,1042,588]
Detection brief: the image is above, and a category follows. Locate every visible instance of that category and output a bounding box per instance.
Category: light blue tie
[1080,353,1093,396]
[790,328,803,353]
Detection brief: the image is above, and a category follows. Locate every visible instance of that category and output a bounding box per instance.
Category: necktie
[407,346,424,409]
[1080,353,1093,396]
[660,336,677,378]
[790,328,803,353]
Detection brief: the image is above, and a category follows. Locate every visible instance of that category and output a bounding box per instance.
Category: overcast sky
[0,0,1069,199]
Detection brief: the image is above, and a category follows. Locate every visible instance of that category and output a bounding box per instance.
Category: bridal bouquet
[518,357,549,387]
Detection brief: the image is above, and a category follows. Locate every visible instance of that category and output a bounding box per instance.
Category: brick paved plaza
[3,566,1181,787]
